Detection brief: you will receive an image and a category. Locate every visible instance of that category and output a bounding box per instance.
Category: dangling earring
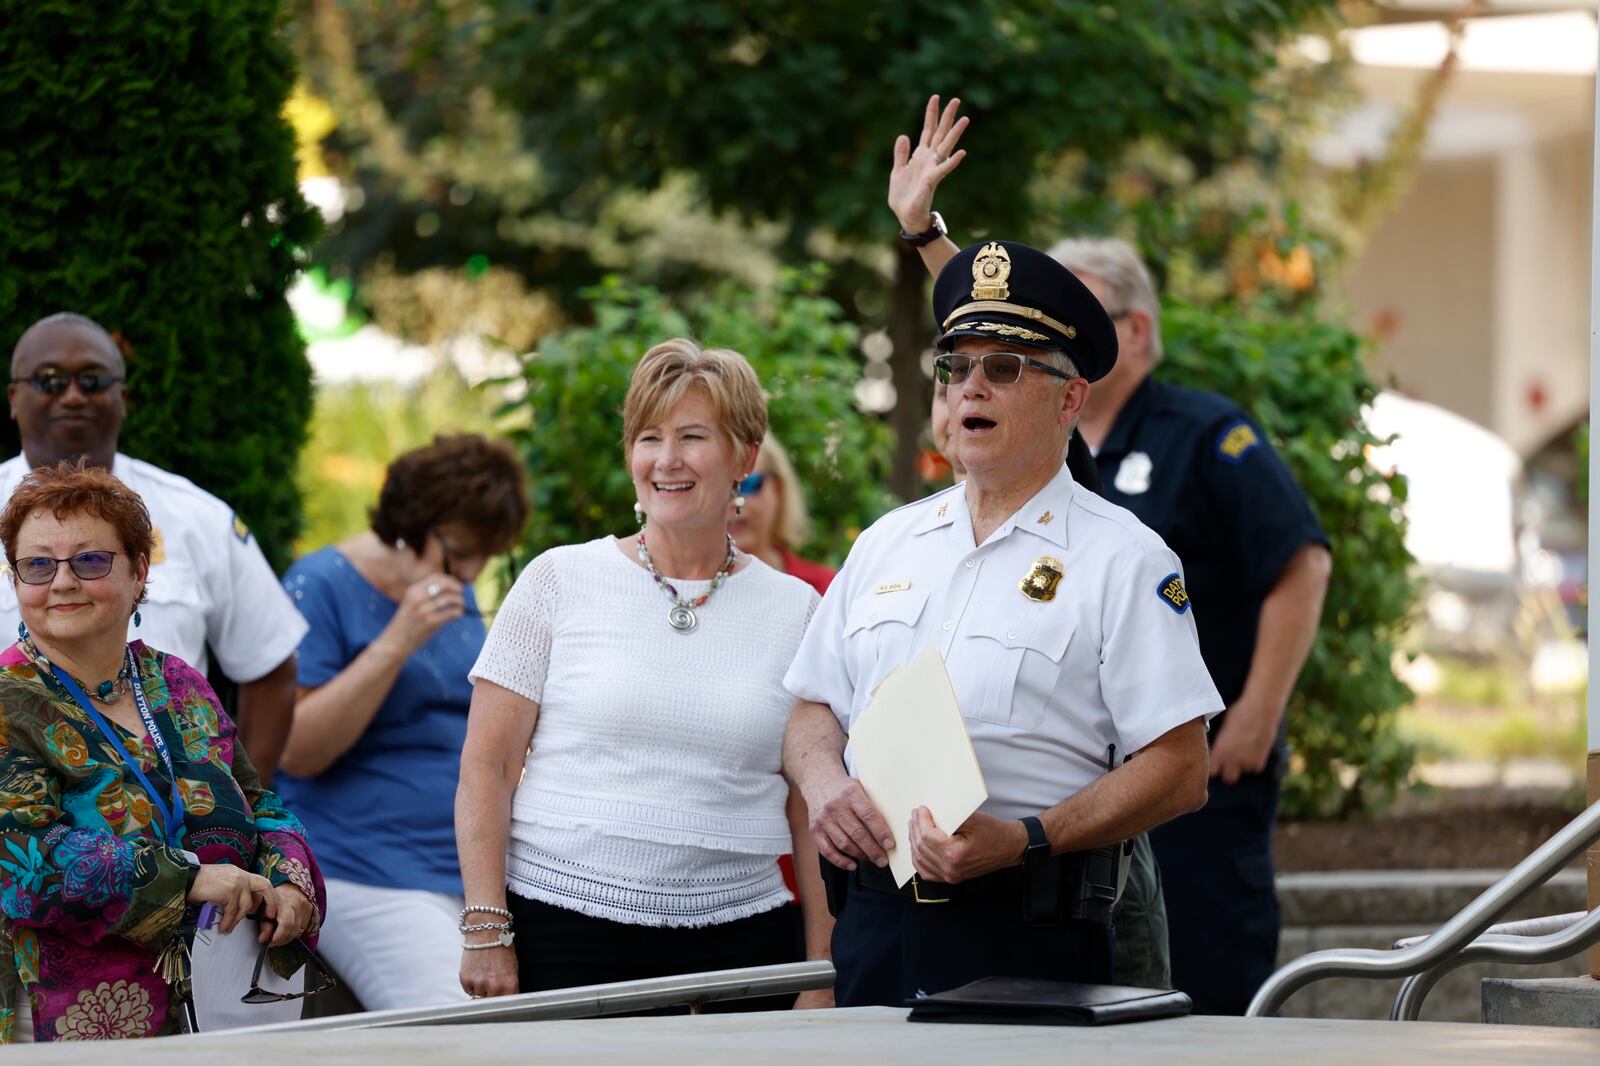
[732,481,745,517]
[133,610,142,629]
[634,502,645,527]
[16,621,27,642]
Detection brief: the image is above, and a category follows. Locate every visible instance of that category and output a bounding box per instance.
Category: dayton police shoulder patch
[1157,572,1191,615]
[1216,419,1260,463]
[231,512,252,544]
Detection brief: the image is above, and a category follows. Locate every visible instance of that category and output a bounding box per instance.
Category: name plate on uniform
[874,581,912,595]
[849,644,988,887]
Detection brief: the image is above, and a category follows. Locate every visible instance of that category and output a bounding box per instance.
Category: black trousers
[1148,763,1282,1015]
[506,892,802,1013]
[830,872,1113,1008]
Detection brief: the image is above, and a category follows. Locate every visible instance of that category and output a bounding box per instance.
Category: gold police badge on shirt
[1019,556,1064,602]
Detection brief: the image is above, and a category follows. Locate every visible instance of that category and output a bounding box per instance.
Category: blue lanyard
[51,647,186,850]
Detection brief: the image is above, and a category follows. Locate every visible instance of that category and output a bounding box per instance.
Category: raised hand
[889,94,970,233]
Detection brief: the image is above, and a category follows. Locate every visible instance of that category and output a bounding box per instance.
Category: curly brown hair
[0,461,156,604]
[370,434,530,555]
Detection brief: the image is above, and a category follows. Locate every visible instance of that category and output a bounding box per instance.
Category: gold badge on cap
[1019,555,1064,602]
[971,242,1012,301]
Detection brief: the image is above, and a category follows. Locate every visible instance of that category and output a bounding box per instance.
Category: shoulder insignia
[231,512,251,544]
[1157,572,1190,615]
[1217,419,1260,462]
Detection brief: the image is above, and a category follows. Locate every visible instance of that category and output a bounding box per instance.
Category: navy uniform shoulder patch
[231,512,252,544]
[1157,572,1190,614]
[1216,418,1260,463]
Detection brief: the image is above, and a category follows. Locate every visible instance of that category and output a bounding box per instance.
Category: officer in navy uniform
[783,240,1222,1007]
[1055,238,1331,1015]
[889,98,1332,1013]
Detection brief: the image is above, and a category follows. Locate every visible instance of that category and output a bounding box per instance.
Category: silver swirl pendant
[667,605,699,633]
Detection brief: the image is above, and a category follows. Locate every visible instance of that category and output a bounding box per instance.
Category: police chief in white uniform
[2,313,306,781]
[782,241,1222,1006]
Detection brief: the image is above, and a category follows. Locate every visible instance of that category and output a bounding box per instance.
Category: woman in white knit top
[455,338,833,1009]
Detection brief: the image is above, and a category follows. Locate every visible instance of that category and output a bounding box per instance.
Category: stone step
[1482,976,1600,1028]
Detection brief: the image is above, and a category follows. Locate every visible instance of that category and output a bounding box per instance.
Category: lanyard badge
[51,647,186,849]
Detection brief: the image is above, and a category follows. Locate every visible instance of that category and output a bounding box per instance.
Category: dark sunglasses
[11,368,125,395]
[736,472,767,496]
[933,352,1072,386]
[241,915,338,1005]
[10,550,123,585]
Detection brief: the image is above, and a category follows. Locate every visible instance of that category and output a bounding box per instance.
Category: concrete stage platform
[6,1007,1599,1064]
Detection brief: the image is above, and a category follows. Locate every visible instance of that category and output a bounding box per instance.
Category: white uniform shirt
[784,464,1223,820]
[0,453,307,679]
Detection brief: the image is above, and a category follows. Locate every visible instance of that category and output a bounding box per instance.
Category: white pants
[319,877,471,1011]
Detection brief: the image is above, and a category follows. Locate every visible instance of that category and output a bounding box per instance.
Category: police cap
[932,240,1118,382]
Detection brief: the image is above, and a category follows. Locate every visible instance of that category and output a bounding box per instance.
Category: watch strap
[898,210,947,248]
[1020,815,1049,860]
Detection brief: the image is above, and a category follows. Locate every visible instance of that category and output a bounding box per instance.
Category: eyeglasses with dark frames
[241,915,339,1005]
[933,351,1072,387]
[11,368,125,396]
[9,550,124,585]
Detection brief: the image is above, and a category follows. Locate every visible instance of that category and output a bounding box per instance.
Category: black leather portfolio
[906,977,1193,1026]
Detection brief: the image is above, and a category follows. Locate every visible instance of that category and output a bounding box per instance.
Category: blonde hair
[758,434,811,549]
[622,338,768,456]
[1045,237,1164,362]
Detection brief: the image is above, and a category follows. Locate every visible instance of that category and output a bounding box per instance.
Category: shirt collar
[1099,375,1158,459]
[913,466,1076,549]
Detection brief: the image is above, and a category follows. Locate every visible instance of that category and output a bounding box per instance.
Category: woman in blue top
[276,435,529,1010]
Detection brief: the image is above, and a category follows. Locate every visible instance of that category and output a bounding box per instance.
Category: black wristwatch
[899,210,947,248]
[1019,815,1051,869]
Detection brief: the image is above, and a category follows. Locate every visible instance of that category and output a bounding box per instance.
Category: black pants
[1148,763,1282,1015]
[506,892,802,1013]
[830,872,1112,1008]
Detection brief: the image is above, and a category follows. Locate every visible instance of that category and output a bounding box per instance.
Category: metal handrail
[1390,909,1600,1019]
[213,960,836,1036]
[1245,798,1600,1018]
[1392,911,1586,949]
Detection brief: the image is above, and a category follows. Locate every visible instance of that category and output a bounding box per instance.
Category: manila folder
[849,643,988,887]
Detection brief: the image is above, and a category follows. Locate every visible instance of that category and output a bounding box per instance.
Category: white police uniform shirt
[784,463,1223,820]
[0,453,306,680]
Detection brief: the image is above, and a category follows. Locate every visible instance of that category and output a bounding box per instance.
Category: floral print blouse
[0,640,325,1042]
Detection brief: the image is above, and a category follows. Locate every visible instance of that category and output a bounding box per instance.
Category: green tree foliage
[496,266,895,567]
[0,1,317,569]
[1161,303,1416,817]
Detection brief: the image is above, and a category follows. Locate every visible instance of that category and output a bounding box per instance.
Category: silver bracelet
[462,929,515,950]
[460,920,512,934]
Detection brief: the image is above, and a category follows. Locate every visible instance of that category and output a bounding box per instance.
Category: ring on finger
[428,583,441,598]
[934,152,947,164]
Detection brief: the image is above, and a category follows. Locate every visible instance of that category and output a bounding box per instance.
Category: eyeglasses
[9,550,123,585]
[933,352,1072,386]
[10,368,125,395]
[736,472,767,496]
[241,915,338,1005]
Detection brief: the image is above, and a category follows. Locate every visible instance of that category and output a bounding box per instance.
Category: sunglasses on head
[736,472,767,496]
[933,351,1072,386]
[11,368,125,396]
[9,550,123,585]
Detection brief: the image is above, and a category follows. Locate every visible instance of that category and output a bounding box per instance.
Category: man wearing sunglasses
[890,95,1334,1016]
[784,240,1221,1007]
[0,312,306,782]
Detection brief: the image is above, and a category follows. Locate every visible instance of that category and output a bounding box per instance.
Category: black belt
[851,857,1061,905]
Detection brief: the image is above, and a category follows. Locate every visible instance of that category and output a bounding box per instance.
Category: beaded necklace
[635,532,737,634]
[17,626,132,704]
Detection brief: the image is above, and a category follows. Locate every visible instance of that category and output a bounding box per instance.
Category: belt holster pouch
[1022,857,1064,927]
[1067,845,1119,927]
[821,857,850,919]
